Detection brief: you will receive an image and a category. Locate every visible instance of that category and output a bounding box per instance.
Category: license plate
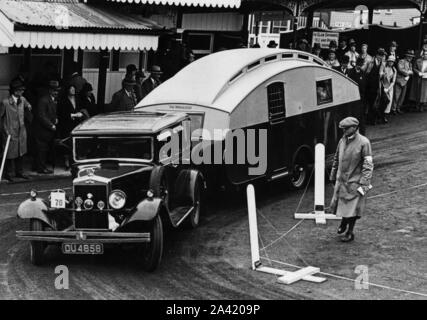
[62,243,104,255]
[51,191,66,208]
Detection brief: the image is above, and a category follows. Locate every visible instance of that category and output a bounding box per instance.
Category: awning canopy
[0,0,164,50]
[106,0,241,8]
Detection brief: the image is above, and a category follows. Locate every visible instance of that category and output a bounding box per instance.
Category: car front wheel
[139,214,164,272]
[29,219,46,266]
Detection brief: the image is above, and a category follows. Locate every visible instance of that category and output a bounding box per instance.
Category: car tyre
[288,158,310,190]
[139,214,164,272]
[29,219,46,266]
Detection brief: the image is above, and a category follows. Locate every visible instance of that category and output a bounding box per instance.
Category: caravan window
[267,82,286,123]
[316,79,333,105]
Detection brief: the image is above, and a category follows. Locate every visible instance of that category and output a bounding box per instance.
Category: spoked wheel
[288,161,310,190]
[138,215,164,272]
[29,219,46,266]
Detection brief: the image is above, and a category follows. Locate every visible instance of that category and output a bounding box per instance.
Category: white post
[294,142,341,223]
[0,135,11,182]
[314,143,326,224]
[247,184,260,270]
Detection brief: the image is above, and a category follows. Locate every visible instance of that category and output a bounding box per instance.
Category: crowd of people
[0,60,165,182]
[308,37,427,125]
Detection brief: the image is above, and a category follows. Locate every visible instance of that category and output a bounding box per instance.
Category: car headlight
[108,190,126,209]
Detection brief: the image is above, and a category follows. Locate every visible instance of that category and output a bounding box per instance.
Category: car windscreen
[74,136,153,161]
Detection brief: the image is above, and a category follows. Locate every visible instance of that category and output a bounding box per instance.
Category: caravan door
[266,82,289,179]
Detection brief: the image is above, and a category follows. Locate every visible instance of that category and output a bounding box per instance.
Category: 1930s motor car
[16,111,205,271]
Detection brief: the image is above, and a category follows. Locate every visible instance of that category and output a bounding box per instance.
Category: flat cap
[339,116,359,128]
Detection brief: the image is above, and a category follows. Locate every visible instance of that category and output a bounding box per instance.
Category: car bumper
[16,230,150,243]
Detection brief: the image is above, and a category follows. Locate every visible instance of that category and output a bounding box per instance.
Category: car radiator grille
[73,185,108,230]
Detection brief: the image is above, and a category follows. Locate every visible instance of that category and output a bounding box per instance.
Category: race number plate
[50,191,66,208]
[62,243,104,255]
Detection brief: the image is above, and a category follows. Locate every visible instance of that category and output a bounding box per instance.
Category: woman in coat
[411,51,427,111]
[58,84,89,169]
[378,55,397,123]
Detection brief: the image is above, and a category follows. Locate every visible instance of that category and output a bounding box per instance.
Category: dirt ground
[0,111,426,300]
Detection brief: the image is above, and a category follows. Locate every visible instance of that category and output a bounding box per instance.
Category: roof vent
[247,60,261,70]
[265,55,278,62]
[229,70,243,83]
[297,54,309,60]
[282,53,293,59]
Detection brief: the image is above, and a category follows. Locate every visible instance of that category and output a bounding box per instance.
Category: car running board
[169,206,194,227]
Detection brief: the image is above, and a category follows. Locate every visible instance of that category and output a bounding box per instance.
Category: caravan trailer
[137,49,363,189]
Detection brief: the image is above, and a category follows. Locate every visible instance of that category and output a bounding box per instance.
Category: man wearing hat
[267,40,278,49]
[326,50,340,68]
[359,44,373,73]
[329,117,373,242]
[140,65,163,100]
[336,38,348,62]
[296,38,309,53]
[34,80,60,174]
[345,39,359,68]
[110,77,138,112]
[393,49,414,114]
[388,41,399,62]
[0,78,32,181]
[312,43,322,57]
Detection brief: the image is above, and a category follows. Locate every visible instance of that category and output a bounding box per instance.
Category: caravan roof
[137,49,331,114]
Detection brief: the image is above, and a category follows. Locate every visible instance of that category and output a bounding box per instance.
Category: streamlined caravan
[136,49,363,189]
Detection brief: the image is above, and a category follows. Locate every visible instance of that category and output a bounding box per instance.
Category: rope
[261,257,427,298]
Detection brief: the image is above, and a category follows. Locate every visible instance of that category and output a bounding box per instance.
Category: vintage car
[16,111,205,271]
[137,49,363,190]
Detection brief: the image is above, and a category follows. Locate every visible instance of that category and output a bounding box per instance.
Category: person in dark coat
[349,57,368,133]
[34,80,60,174]
[140,65,163,100]
[58,84,89,169]
[366,48,386,125]
[79,82,97,116]
[134,70,145,103]
[109,78,138,112]
[0,78,32,181]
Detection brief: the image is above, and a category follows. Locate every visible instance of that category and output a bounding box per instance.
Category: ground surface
[0,111,426,300]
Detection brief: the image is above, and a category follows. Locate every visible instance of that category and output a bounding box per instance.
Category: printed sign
[311,31,339,49]
[51,191,66,208]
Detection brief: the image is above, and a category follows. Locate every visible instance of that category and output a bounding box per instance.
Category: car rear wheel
[29,219,46,266]
[288,158,310,190]
[139,215,163,272]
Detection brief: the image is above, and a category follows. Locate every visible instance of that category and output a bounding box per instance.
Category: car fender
[175,169,205,204]
[17,198,53,228]
[125,197,164,224]
[292,145,313,166]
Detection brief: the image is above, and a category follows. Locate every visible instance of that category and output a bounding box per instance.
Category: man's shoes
[340,232,355,242]
[397,109,404,114]
[15,173,30,180]
[337,225,347,234]
[390,110,396,115]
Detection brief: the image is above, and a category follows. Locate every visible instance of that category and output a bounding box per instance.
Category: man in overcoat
[393,50,414,114]
[140,65,163,100]
[329,117,374,242]
[0,78,32,181]
[34,80,60,174]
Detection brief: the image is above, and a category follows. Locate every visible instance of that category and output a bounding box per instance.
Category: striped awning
[0,0,162,50]
[107,0,241,8]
